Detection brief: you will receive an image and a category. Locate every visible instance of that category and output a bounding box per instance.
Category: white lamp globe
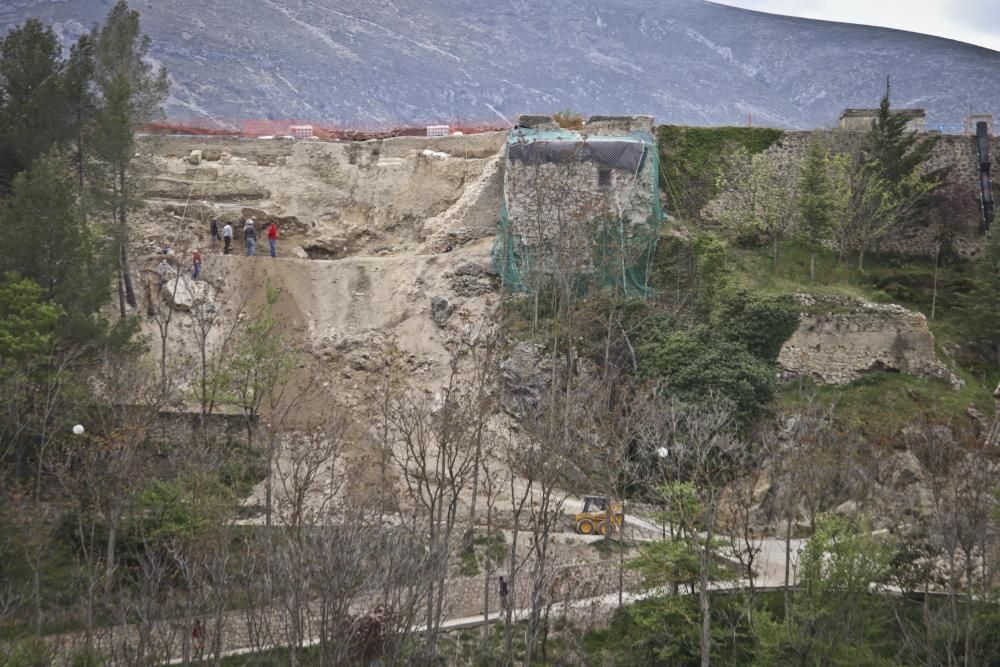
[656,446,669,458]
[72,424,85,436]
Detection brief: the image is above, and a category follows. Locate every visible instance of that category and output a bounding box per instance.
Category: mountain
[2,0,999,128]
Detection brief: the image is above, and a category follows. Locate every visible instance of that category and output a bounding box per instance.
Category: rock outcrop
[777,294,962,388]
[499,343,552,420]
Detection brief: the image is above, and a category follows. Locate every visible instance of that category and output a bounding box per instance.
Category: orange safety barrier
[140,118,508,140]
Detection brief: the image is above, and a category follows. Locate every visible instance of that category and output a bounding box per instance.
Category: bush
[4,638,54,667]
[714,289,799,362]
[637,328,776,427]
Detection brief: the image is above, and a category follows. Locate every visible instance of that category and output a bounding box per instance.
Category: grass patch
[778,371,989,430]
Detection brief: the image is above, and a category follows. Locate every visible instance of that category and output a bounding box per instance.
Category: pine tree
[797,139,834,281]
[0,19,69,186]
[0,150,110,332]
[89,0,169,316]
[966,232,1000,366]
[62,34,97,189]
[863,94,937,186]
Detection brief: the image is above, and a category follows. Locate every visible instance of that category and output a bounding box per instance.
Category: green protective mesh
[491,129,665,297]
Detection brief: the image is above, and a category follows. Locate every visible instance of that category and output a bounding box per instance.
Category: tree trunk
[931,242,940,320]
[857,247,866,272]
[117,275,126,319]
[700,514,714,667]
[772,236,779,271]
[105,510,118,595]
[121,242,137,309]
[809,251,816,282]
[32,565,41,636]
[784,514,792,619]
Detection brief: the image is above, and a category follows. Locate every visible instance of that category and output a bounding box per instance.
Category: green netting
[491,127,665,297]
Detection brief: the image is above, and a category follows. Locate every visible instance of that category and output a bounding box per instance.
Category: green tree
[755,514,896,666]
[0,19,69,186]
[219,282,298,526]
[826,94,939,271]
[863,94,937,187]
[712,146,797,270]
[0,272,63,479]
[0,273,61,364]
[638,329,775,427]
[797,139,834,281]
[0,150,110,332]
[965,231,1000,366]
[89,0,169,316]
[62,34,97,189]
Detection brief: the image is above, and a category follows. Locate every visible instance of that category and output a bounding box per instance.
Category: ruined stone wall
[752,130,1000,257]
[503,139,658,279]
[710,130,997,257]
[154,410,249,448]
[777,294,961,388]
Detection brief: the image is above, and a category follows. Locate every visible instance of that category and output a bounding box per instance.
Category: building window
[597,168,612,188]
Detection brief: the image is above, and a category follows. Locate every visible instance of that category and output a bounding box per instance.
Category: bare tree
[386,355,479,660]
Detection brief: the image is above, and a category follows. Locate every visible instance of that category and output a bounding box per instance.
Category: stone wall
[154,410,249,448]
[502,115,659,281]
[777,294,962,388]
[708,129,998,258]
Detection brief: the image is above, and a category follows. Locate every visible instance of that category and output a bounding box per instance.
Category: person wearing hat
[244,218,257,256]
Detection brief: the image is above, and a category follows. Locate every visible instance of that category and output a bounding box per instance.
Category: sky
[712,1,1000,52]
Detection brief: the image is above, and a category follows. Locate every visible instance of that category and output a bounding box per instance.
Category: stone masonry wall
[716,130,998,258]
[504,117,658,278]
[777,294,962,388]
[154,410,249,448]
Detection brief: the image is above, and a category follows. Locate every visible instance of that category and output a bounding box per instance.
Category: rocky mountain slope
[3,0,999,128]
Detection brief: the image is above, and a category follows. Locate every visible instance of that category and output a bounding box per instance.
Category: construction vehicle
[574,495,624,536]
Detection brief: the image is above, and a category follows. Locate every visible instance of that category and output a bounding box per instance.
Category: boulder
[187,149,202,165]
[201,148,222,161]
[160,274,214,312]
[430,296,453,327]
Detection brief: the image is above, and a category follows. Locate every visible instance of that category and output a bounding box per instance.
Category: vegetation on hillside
[0,5,997,663]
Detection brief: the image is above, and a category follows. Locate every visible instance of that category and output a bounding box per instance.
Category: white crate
[426,125,450,137]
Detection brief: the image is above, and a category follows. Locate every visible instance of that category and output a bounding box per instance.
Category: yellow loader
[574,495,624,536]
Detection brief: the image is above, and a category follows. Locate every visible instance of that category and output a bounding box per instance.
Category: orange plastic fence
[140,118,507,140]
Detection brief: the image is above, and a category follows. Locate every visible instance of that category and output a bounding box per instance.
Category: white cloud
[711,1,1000,52]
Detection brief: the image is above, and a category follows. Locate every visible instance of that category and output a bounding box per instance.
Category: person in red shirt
[267,222,278,258]
[191,249,202,280]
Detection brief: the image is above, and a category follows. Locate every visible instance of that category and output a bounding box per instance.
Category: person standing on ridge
[267,221,278,257]
[192,249,202,280]
[222,222,233,255]
[244,218,256,256]
[209,217,220,244]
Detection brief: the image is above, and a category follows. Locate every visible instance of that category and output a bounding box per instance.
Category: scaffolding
[492,118,664,296]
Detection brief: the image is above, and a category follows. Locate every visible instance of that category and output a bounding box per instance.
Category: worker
[267,221,278,257]
[192,249,202,280]
[222,222,233,255]
[209,217,220,244]
[244,219,256,256]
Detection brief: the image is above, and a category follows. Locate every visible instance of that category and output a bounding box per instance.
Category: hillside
[3,0,1000,127]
